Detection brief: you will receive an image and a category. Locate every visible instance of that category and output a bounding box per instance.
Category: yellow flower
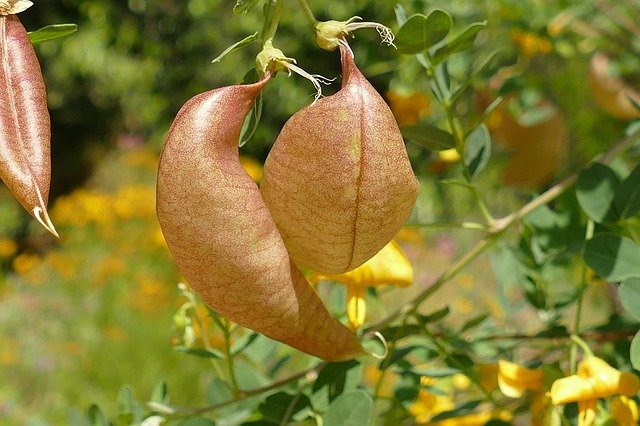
[239,156,263,183]
[409,389,455,424]
[0,238,17,258]
[611,395,639,426]
[477,363,499,392]
[386,90,430,127]
[498,360,544,398]
[438,148,460,163]
[431,410,512,426]
[309,240,413,330]
[550,356,640,404]
[551,356,640,426]
[12,253,39,276]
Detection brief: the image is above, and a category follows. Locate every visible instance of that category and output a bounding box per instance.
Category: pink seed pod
[0,13,56,236]
[261,44,419,274]
[156,76,363,361]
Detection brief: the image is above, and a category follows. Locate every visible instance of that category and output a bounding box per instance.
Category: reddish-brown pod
[0,6,57,236]
[260,44,419,274]
[156,76,363,361]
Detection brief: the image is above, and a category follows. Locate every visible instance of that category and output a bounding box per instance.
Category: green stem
[404,221,487,230]
[570,220,594,373]
[222,319,241,396]
[371,127,640,332]
[192,309,227,380]
[296,0,318,27]
[165,362,328,418]
[261,0,284,44]
[570,335,594,357]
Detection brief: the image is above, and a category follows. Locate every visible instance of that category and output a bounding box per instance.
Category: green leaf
[631,331,640,370]
[28,24,78,45]
[459,312,489,333]
[430,400,483,422]
[178,418,216,426]
[464,124,491,177]
[411,367,460,378]
[394,4,408,26]
[402,124,455,151]
[258,392,311,424]
[231,332,260,355]
[395,11,452,55]
[322,390,373,426]
[87,405,109,426]
[576,163,620,223]
[451,49,500,103]
[239,69,264,147]
[584,234,640,282]
[150,381,169,405]
[173,346,223,359]
[620,277,640,321]
[415,306,450,323]
[212,32,258,63]
[233,0,259,14]
[614,164,640,218]
[117,385,143,424]
[311,361,362,412]
[431,21,487,65]
[206,378,233,405]
[379,324,423,342]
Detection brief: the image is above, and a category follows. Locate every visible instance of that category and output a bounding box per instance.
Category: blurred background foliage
[1,0,640,424]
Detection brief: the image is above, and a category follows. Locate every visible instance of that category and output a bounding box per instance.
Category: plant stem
[192,308,227,380]
[263,0,284,43]
[167,362,328,418]
[296,0,318,27]
[371,127,640,332]
[570,220,594,373]
[222,319,241,396]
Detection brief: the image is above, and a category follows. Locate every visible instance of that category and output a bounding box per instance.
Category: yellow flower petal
[611,395,639,426]
[438,148,461,163]
[550,356,640,404]
[347,286,366,330]
[498,360,544,398]
[310,240,414,288]
[578,399,597,426]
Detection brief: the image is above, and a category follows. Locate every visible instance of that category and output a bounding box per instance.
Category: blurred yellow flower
[431,409,512,426]
[438,148,461,164]
[510,29,553,57]
[12,253,39,276]
[0,239,17,258]
[477,363,499,392]
[386,90,430,127]
[498,359,544,398]
[309,240,413,330]
[551,356,640,426]
[409,389,455,424]
[611,395,639,426]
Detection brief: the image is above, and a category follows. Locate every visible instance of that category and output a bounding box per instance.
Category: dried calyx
[256,40,334,102]
[0,0,32,15]
[315,16,395,51]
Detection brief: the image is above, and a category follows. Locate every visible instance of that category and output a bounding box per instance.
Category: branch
[161,362,328,418]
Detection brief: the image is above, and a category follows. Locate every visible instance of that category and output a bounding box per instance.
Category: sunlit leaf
[395,11,451,54]
[465,124,491,177]
[28,24,77,44]
[576,163,620,224]
[614,164,640,218]
[584,234,640,282]
[211,32,258,63]
[632,331,640,370]
[402,124,455,150]
[311,361,362,412]
[323,390,373,426]
[233,0,259,14]
[619,278,640,322]
[431,21,487,65]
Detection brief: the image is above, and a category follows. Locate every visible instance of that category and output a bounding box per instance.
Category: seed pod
[261,45,419,274]
[0,13,56,236]
[156,77,363,361]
